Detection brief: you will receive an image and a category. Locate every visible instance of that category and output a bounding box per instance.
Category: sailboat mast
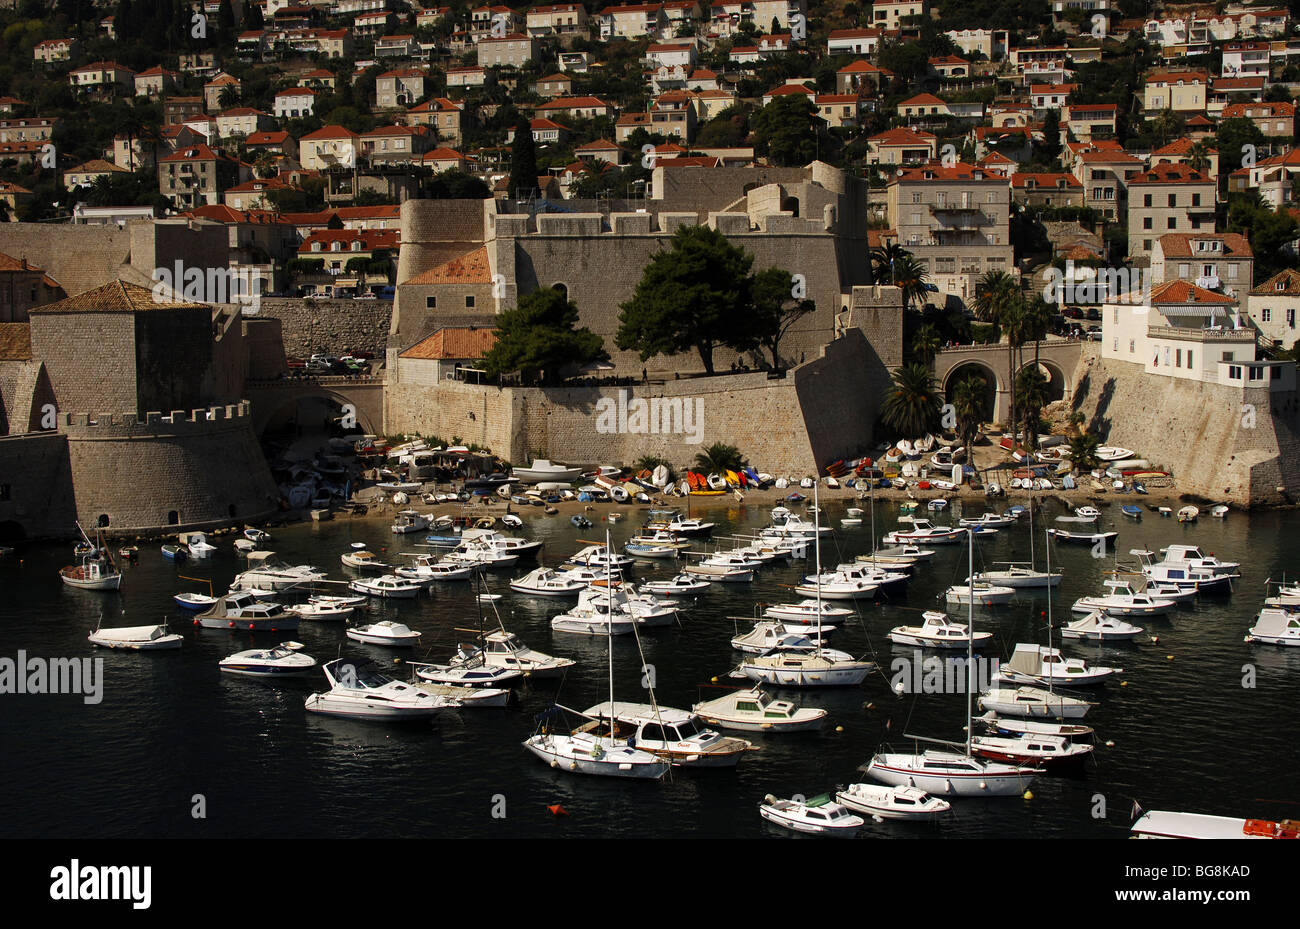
[606,527,614,731]
[1045,525,1054,697]
[966,527,974,756]
[814,483,822,656]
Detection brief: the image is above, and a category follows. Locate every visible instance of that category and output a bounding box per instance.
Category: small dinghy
[1211,505,1229,518]
[347,620,422,646]
[571,515,592,529]
[759,794,863,836]
[1121,505,1142,519]
[641,573,711,595]
[835,784,951,821]
[219,641,316,677]
[1060,609,1144,641]
[1177,505,1199,522]
[173,592,218,611]
[161,544,188,563]
[88,623,182,650]
[244,529,270,543]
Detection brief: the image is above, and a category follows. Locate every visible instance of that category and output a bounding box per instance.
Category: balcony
[1147,325,1256,343]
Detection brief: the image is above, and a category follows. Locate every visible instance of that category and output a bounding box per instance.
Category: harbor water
[1,498,1297,839]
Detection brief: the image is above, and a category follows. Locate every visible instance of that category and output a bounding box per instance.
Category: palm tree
[1068,430,1101,472]
[972,269,1017,324]
[881,363,942,439]
[891,254,930,314]
[1187,140,1212,175]
[219,83,242,110]
[693,442,748,473]
[1000,295,1028,431]
[1015,365,1050,450]
[911,322,941,365]
[870,242,909,284]
[950,373,989,454]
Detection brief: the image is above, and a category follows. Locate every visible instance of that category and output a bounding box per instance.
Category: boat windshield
[335,662,390,689]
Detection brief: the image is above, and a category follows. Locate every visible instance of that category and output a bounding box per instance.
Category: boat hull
[865,755,1034,797]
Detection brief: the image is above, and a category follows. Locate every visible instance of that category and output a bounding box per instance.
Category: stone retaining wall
[253,298,392,360]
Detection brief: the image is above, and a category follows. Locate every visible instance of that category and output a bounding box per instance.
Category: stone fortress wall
[1071,350,1300,506]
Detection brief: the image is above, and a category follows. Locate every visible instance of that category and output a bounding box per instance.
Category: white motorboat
[510,459,582,483]
[219,641,316,676]
[550,598,637,636]
[882,518,964,545]
[958,512,1013,529]
[1060,609,1144,641]
[243,528,271,543]
[835,784,951,821]
[1158,544,1240,576]
[624,541,680,559]
[510,567,586,596]
[460,528,544,559]
[1072,578,1174,616]
[761,507,831,539]
[478,629,575,678]
[692,685,827,732]
[1131,549,1238,592]
[233,563,327,591]
[579,586,677,627]
[196,591,298,631]
[762,599,853,625]
[759,794,864,835]
[390,509,430,534]
[732,621,832,654]
[347,575,422,599]
[793,571,878,600]
[975,711,1094,740]
[945,583,1015,606]
[1047,528,1118,547]
[970,732,1095,770]
[412,646,525,687]
[563,544,633,571]
[1130,811,1300,839]
[643,511,715,537]
[683,562,754,583]
[841,507,864,528]
[182,532,218,557]
[88,623,181,650]
[287,600,354,621]
[1245,607,1300,646]
[889,611,992,649]
[584,701,754,768]
[395,555,474,584]
[993,643,1122,687]
[305,658,456,720]
[347,620,422,646]
[444,540,519,569]
[978,685,1095,719]
[972,565,1061,588]
[411,679,510,708]
[173,592,218,611]
[309,594,367,608]
[855,544,934,568]
[641,573,711,595]
[1095,446,1134,461]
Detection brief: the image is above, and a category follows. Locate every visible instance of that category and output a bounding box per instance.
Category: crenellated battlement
[60,400,253,433]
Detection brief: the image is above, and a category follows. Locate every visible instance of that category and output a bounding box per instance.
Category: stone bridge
[932,339,1083,425]
[245,375,386,436]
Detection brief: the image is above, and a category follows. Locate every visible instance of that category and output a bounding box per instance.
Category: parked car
[1086,307,1101,321]
[1086,326,1102,341]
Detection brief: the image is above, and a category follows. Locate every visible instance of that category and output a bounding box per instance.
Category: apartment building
[1127,163,1217,257]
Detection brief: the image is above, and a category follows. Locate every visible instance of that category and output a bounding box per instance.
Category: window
[426,296,436,309]
[167,510,179,525]
[1262,308,1271,322]
[1272,365,1282,380]
[1129,339,1135,353]
[1175,348,1182,367]
[1187,350,1193,367]
[1167,217,1177,229]
[1144,194,1152,207]
[1289,308,1297,328]
[1192,193,1201,206]
[1163,346,1170,367]
[1143,217,1153,229]
[1179,263,1189,278]
[1222,351,1235,361]
[465,295,475,308]
[1227,265,1238,280]
[1250,366,1264,380]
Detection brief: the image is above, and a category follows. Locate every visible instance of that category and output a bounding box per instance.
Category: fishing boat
[888,610,992,649]
[390,510,430,534]
[347,572,422,599]
[1245,607,1300,646]
[219,641,316,677]
[759,794,864,835]
[835,784,951,821]
[347,621,422,646]
[692,685,827,732]
[1060,609,1144,641]
[509,567,586,596]
[1130,811,1300,839]
[60,525,122,591]
[305,658,456,720]
[864,529,1040,798]
[584,702,754,768]
[993,643,1121,687]
[88,623,182,650]
[195,591,298,631]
